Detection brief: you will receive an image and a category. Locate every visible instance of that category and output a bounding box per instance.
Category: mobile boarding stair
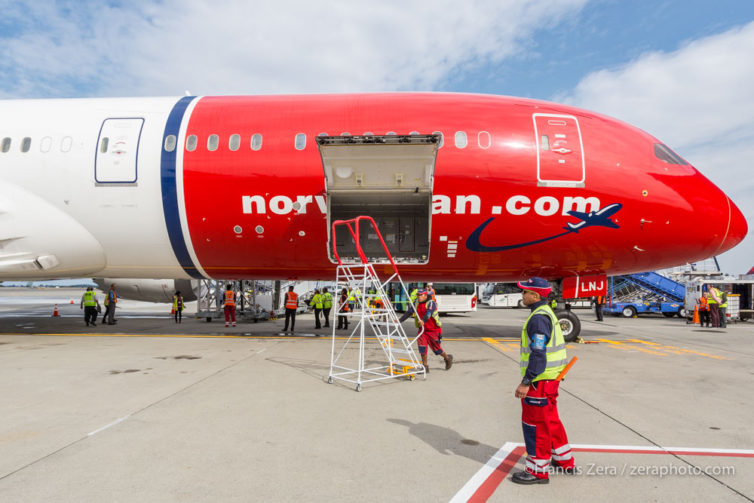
[327,216,425,392]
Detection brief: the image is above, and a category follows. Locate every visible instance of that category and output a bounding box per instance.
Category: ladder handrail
[331,216,399,273]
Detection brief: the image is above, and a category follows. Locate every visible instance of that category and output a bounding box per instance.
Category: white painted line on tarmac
[449,441,518,503]
[88,415,130,437]
[453,442,754,502]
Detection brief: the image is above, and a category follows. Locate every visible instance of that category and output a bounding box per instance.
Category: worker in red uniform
[512,277,574,485]
[399,288,452,373]
[224,283,237,327]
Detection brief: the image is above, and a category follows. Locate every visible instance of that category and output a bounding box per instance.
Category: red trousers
[224,305,236,323]
[521,379,574,479]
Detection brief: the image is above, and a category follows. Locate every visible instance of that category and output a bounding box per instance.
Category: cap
[416,288,428,295]
[517,277,552,297]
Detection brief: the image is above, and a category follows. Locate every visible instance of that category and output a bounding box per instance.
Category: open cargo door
[318,134,439,264]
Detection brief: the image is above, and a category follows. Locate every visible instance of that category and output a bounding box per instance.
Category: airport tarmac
[0,287,753,502]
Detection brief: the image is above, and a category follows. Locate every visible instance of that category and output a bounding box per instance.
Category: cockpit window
[654,143,687,165]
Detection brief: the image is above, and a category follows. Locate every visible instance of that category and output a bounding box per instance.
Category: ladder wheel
[409,374,415,381]
[327,376,333,384]
[356,384,362,392]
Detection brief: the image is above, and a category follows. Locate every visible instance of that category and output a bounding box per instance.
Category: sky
[0,0,752,274]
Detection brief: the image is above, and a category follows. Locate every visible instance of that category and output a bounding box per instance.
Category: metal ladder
[327,216,425,391]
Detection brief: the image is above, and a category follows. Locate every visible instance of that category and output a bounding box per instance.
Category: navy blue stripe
[160,96,204,279]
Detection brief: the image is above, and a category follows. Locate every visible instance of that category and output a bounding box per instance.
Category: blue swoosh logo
[465,203,622,252]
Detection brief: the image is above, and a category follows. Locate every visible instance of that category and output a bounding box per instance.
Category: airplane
[564,203,622,233]
[0,93,747,339]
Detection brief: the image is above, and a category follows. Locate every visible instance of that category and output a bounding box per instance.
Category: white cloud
[560,22,754,274]
[0,0,589,98]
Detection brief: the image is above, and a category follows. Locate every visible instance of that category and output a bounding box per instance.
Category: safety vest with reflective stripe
[520,304,567,381]
[173,295,183,310]
[310,293,323,309]
[285,292,298,309]
[224,290,235,307]
[414,300,442,330]
[707,287,719,305]
[83,291,96,307]
[323,292,333,309]
[697,296,709,311]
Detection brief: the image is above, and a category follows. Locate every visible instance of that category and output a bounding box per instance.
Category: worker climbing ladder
[328,216,425,391]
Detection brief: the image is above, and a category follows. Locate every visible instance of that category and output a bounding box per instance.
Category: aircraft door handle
[552,147,572,154]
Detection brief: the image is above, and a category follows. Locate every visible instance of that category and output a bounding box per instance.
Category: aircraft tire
[556,310,581,343]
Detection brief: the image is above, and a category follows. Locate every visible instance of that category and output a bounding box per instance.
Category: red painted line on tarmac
[572,447,754,458]
[467,446,525,503]
[458,443,754,502]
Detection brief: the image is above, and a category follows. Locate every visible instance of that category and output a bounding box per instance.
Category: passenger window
[251,133,262,151]
[100,137,109,154]
[163,135,176,152]
[61,136,72,153]
[478,131,491,149]
[1,137,10,153]
[229,134,241,151]
[409,131,419,135]
[21,137,31,152]
[186,135,197,152]
[207,134,219,151]
[432,131,444,148]
[455,131,467,149]
[40,136,52,153]
[295,133,306,150]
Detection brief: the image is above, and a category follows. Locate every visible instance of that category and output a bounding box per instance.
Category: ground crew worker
[707,284,721,327]
[223,284,237,327]
[103,284,118,325]
[697,292,710,327]
[426,283,437,302]
[80,286,101,327]
[283,286,298,332]
[310,289,323,329]
[337,287,350,330]
[322,287,333,328]
[718,288,728,328]
[399,288,452,373]
[593,295,605,321]
[347,288,357,313]
[173,291,184,324]
[512,277,574,485]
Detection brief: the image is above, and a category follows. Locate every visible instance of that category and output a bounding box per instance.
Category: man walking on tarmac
[310,289,323,329]
[223,284,237,327]
[80,286,101,326]
[512,277,574,485]
[399,288,452,373]
[283,286,298,332]
[322,287,333,328]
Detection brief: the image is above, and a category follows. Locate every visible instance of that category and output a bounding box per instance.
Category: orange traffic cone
[692,305,699,324]
[52,304,60,317]
[70,299,74,304]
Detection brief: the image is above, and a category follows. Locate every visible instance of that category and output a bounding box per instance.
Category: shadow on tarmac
[388,418,498,464]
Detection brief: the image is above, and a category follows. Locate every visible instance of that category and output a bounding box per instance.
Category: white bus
[481,283,524,308]
[430,283,478,313]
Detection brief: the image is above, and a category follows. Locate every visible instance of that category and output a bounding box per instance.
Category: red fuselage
[173,93,745,281]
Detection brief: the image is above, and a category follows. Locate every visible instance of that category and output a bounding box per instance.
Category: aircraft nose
[721,196,748,254]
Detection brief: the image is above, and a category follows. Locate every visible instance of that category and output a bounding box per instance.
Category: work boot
[225,322,229,327]
[445,354,454,370]
[511,470,548,485]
